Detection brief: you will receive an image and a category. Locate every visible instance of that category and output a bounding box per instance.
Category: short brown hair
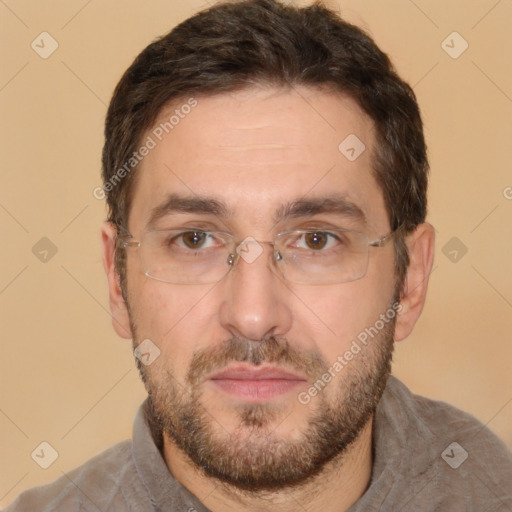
[102,0,428,297]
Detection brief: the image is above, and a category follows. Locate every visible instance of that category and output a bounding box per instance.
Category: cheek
[295,288,363,362]
[296,277,394,363]
[128,278,217,374]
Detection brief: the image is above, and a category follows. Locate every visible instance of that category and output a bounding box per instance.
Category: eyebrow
[145,192,367,229]
[276,195,367,226]
[146,194,229,229]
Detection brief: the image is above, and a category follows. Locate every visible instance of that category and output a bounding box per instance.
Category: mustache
[187,335,328,386]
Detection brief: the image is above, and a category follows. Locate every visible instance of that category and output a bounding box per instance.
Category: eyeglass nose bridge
[226,236,282,270]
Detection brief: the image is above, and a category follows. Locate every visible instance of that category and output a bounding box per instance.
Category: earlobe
[394,223,435,342]
[101,221,133,339]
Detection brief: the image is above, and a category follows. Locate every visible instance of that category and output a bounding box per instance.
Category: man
[7,0,512,510]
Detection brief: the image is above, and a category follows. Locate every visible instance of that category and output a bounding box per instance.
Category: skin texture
[101,85,435,512]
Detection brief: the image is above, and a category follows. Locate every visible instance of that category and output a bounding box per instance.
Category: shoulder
[4,440,135,512]
[386,376,511,457]
[382,376,512,506]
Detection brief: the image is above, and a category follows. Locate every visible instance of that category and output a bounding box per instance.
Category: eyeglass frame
[116,222,405,285]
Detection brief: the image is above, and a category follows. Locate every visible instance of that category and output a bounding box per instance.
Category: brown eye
[304,232,328,250]
[182,231,207,249]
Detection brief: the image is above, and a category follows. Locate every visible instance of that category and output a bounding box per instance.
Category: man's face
[122,86,398,489]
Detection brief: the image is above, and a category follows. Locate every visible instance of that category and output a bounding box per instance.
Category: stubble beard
[131,312,395,493]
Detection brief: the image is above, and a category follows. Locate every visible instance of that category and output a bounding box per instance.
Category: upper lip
[208,364,307,381]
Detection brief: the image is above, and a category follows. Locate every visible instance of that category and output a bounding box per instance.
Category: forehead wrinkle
[216,143,302,150]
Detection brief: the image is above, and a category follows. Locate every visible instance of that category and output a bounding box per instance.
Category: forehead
[128,86,388,234]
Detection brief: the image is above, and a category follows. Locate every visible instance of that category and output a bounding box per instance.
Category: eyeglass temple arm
[114,224,141,249]
[368,223,406,247]
[118,239,141,248]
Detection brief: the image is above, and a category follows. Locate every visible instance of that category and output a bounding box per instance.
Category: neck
[162,417,374,512]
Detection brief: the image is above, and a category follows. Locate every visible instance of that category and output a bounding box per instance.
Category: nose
[218,239,292,342]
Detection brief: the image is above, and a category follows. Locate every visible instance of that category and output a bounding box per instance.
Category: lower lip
[210,378,304,401]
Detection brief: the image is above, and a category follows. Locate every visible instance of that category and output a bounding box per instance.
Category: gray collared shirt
[5,376,512,511]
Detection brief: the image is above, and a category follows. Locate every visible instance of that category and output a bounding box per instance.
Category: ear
[101,221,133,339]
[394,222,435,342]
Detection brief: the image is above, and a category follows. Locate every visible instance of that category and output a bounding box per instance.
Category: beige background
[1,0,511,506]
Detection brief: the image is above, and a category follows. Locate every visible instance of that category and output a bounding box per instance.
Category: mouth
[207,364,308,402]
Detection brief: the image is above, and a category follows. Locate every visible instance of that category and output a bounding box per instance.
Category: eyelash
[165,229,346,251]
